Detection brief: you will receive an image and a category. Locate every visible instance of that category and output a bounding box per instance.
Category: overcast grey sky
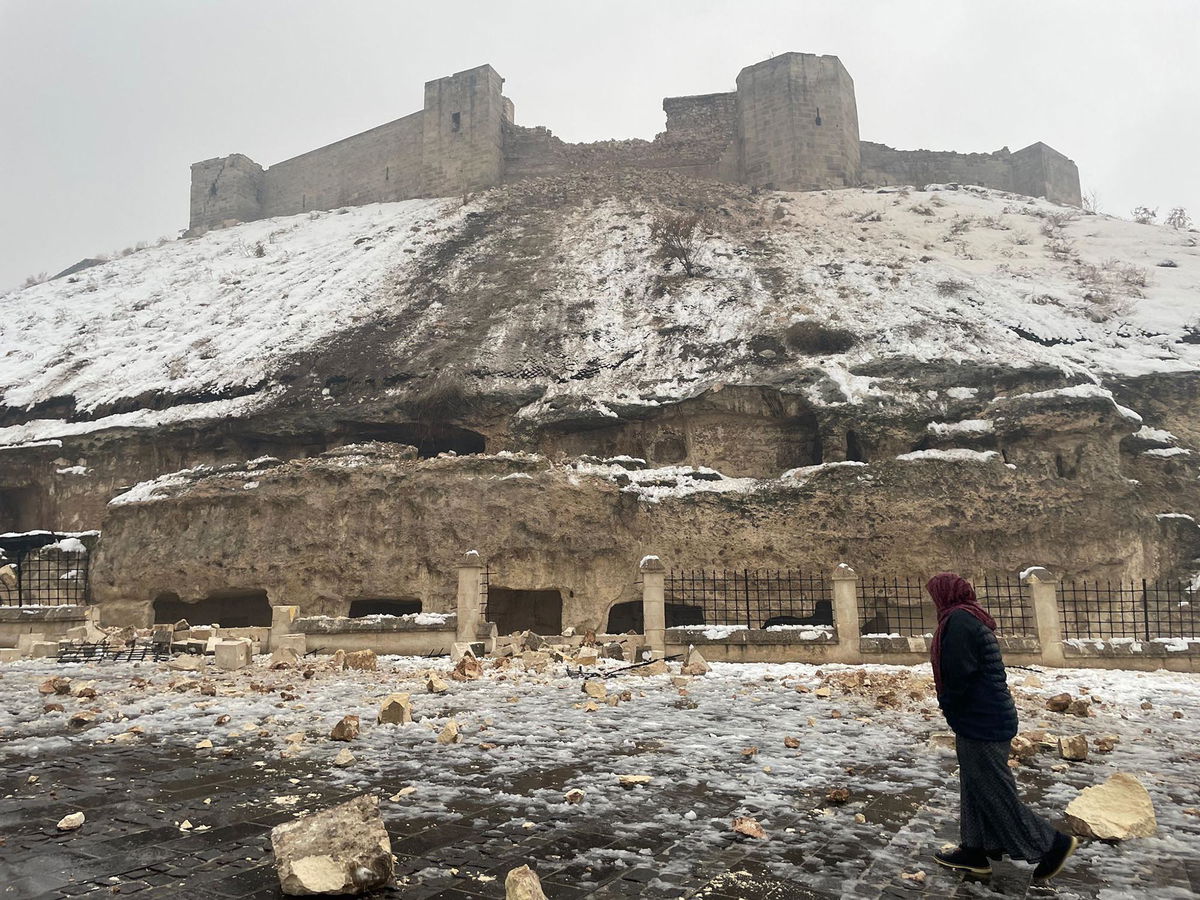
[1,0,1197,291]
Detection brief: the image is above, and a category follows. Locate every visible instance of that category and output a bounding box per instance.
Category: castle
[191,51,1081,233]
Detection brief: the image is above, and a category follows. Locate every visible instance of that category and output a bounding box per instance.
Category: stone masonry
[187,51,1081,234]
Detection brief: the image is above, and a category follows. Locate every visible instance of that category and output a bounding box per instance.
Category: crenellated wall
[188,53,1081,234]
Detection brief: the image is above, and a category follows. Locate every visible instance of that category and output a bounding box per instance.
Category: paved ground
[1,658,1198,899]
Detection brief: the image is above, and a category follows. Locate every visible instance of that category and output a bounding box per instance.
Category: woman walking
[927,572,1078,881]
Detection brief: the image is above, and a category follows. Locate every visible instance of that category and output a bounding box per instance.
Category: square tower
[734,53,860,191]
[421,64,507,196]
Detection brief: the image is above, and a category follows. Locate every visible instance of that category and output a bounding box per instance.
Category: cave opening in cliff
[0,487,43,533]
[486,587,562,635]
[605,600,707,633]
[348,598,422,617]
[845,429,866,462]
[152,588,273,628]
[341,422,485,458]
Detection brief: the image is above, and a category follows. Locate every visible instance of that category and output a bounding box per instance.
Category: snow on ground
[0,198,457,423]
[2,184,1198,447]
[1,655,1198,896]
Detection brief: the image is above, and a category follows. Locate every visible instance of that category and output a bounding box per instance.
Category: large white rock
[215,639,252,671]
[1065,772,1157,840]
[270,795,393,895]
[505,864,548,900]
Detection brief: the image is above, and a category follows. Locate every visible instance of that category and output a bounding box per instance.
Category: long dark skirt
[956,736,1057,861]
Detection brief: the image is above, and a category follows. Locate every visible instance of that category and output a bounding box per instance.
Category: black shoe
[1033,831,1078,881]
[934,845,992,876]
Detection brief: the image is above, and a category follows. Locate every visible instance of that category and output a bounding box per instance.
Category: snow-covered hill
[2,173,1198,448]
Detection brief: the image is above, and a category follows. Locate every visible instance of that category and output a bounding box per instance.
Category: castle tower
[188,153,264,235]
[420,64,507,196]
[734,53,860,191]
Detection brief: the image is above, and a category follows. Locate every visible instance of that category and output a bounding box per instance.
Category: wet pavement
[3,738,1194,899]
[2,657,1199,899]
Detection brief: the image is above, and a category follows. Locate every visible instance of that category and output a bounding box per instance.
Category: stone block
[274,634,307,656]
[16,633,46,654]
[215,639,252,671]
[270,794,393,895]
[272,605,300,633]
[29,641,58,659]
[1065,772,1157,840]
[168,654,207,672]
[0,648,23,662]
[66,625,90,641]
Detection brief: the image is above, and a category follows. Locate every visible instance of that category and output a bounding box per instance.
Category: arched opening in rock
[604,601,708,633]
[152,588,273,628]
[486,587,563,635]
[845,429,866,462]
[341,422,486,458]
[347,598,422,617]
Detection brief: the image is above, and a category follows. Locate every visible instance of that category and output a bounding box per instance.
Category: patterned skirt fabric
[956,736,1058,861]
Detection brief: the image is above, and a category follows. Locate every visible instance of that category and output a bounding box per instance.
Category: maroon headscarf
[927,572,996,695]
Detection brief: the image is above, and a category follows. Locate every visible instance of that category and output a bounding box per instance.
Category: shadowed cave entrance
[605,600,706,633]
[487,588,563,635]
[342,422,485,459]
[152,589,273,628]
[348,598,422,617]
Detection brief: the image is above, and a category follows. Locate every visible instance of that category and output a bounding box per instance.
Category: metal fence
[665,569,833,629]
[975,575,1036,636]
[857,576,930,636]
[1059,580,1198,640]
[857,574,1035,637]
[0,534,90,607]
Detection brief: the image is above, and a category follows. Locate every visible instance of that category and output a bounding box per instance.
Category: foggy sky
[1,0,1197,291]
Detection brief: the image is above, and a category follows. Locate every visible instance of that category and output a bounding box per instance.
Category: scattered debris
[330,715,360,741]
[56,812,85,831]
[270,795,393,895]
[1065,772,1157,840]
[504,864,548,900]
[731,816,767,839]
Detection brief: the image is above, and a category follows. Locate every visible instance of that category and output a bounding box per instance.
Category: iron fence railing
[665,569,833,629]
[975,574,1036,636]
[1059,580,1198,641]
[857,576,930,636]
[0,534,90,607]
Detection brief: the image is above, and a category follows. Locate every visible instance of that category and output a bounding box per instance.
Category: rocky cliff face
[3,172,1199,623]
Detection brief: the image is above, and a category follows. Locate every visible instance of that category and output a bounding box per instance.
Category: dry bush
[1166,207,1193,230]
[1081,189,1101,215]
[21,271,48,289]
[979,215,1009,230]
[1038,211,1077,237]
[649,212,708,277]
[909,203,935,216]
[784,321,857,355]
[1132,205,1157,225]
[943,215,973,239]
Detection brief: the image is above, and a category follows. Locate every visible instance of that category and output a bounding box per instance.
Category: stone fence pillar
[456,550,485,644]
[640,555,666,658]
[831,564,861,662]
[270,605,300,651]
[1024,567,1065,667]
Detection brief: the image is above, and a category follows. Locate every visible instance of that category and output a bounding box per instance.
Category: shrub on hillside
[649,212,707,277]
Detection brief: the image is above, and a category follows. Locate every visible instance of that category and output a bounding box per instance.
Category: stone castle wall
[188,53,1081,234]
[861,140,1083,207]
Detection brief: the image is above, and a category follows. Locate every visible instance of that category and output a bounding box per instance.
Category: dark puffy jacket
[937,608,1018,741]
